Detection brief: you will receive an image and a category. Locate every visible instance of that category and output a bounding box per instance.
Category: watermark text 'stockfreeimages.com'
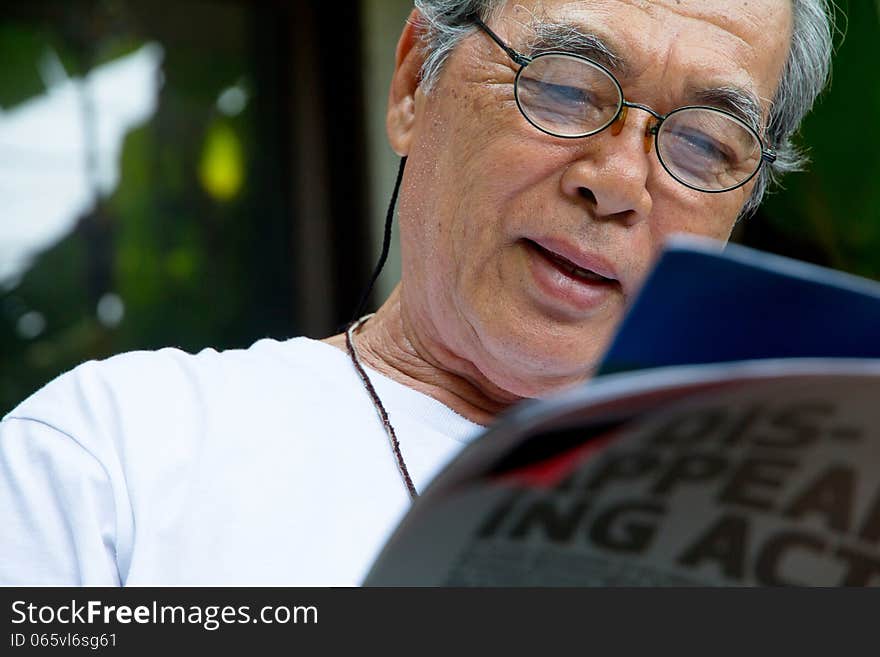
[11,599,317,632]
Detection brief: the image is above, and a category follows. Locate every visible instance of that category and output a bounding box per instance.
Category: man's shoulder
[3,336,350,440]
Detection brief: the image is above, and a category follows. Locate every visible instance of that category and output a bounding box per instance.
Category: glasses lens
[516,54,622,137]
[657,108,763,191]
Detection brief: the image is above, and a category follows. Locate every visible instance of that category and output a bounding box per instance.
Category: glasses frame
[473,16,778,194]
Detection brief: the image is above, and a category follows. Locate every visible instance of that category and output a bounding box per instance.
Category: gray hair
[412,0,835,217]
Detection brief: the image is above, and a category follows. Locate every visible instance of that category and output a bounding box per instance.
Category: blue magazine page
[598,234,880,375]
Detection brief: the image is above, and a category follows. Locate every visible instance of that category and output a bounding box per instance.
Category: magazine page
[365,360,880,586]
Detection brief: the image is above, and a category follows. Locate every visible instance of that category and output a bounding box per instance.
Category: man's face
[391,0,792,398]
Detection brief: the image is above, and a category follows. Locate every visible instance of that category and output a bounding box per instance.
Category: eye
[667,127,735,166]
[519,76,597,108]
[540,81,596,107]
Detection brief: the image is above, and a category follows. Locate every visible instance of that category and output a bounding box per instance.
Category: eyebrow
[525,20,630,77]
[688,86,765,131]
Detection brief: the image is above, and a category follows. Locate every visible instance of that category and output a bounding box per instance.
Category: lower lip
[523,240,619,314]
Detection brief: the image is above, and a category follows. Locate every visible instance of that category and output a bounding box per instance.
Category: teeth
[546,250,608,282]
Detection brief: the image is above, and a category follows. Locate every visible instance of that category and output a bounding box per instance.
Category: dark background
[0,0,877,414]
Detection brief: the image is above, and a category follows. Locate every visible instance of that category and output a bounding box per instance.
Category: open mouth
[524,239,617,285]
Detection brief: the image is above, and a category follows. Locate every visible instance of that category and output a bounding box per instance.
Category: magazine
[364,236,880,586]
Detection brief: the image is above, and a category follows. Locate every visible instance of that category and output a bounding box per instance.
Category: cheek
[648,175,745,245]
[401,88,561,265]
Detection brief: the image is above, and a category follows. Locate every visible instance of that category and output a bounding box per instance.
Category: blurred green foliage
[1,2,291,413]
[757,0,880,279]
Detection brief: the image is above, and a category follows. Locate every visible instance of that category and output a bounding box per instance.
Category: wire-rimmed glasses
[474,17,777,193]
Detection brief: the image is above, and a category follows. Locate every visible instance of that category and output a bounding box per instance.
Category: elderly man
[0,0,833,585]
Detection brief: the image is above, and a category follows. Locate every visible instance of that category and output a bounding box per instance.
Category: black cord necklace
[346,156,417,500]
[346,314,418,500]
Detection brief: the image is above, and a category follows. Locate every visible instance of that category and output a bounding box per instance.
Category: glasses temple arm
[471,15,531,67]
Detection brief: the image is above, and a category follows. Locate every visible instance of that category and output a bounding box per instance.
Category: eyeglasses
[473,17,777,194]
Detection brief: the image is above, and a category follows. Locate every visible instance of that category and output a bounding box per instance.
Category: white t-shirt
[0,337,483,585]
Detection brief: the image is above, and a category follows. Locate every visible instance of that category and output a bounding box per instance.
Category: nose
[560,107,655,223]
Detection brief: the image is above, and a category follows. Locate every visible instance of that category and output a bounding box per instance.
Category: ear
[387,9,427,156]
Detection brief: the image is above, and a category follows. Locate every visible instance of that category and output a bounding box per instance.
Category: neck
[323,285,523,426]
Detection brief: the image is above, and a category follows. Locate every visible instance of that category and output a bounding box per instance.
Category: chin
[482,358,594,400]
[468,316,613,399]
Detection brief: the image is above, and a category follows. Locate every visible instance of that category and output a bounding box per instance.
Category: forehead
[498,0,793,112]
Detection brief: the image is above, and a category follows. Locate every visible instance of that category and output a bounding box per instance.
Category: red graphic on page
[496,429,623,489]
